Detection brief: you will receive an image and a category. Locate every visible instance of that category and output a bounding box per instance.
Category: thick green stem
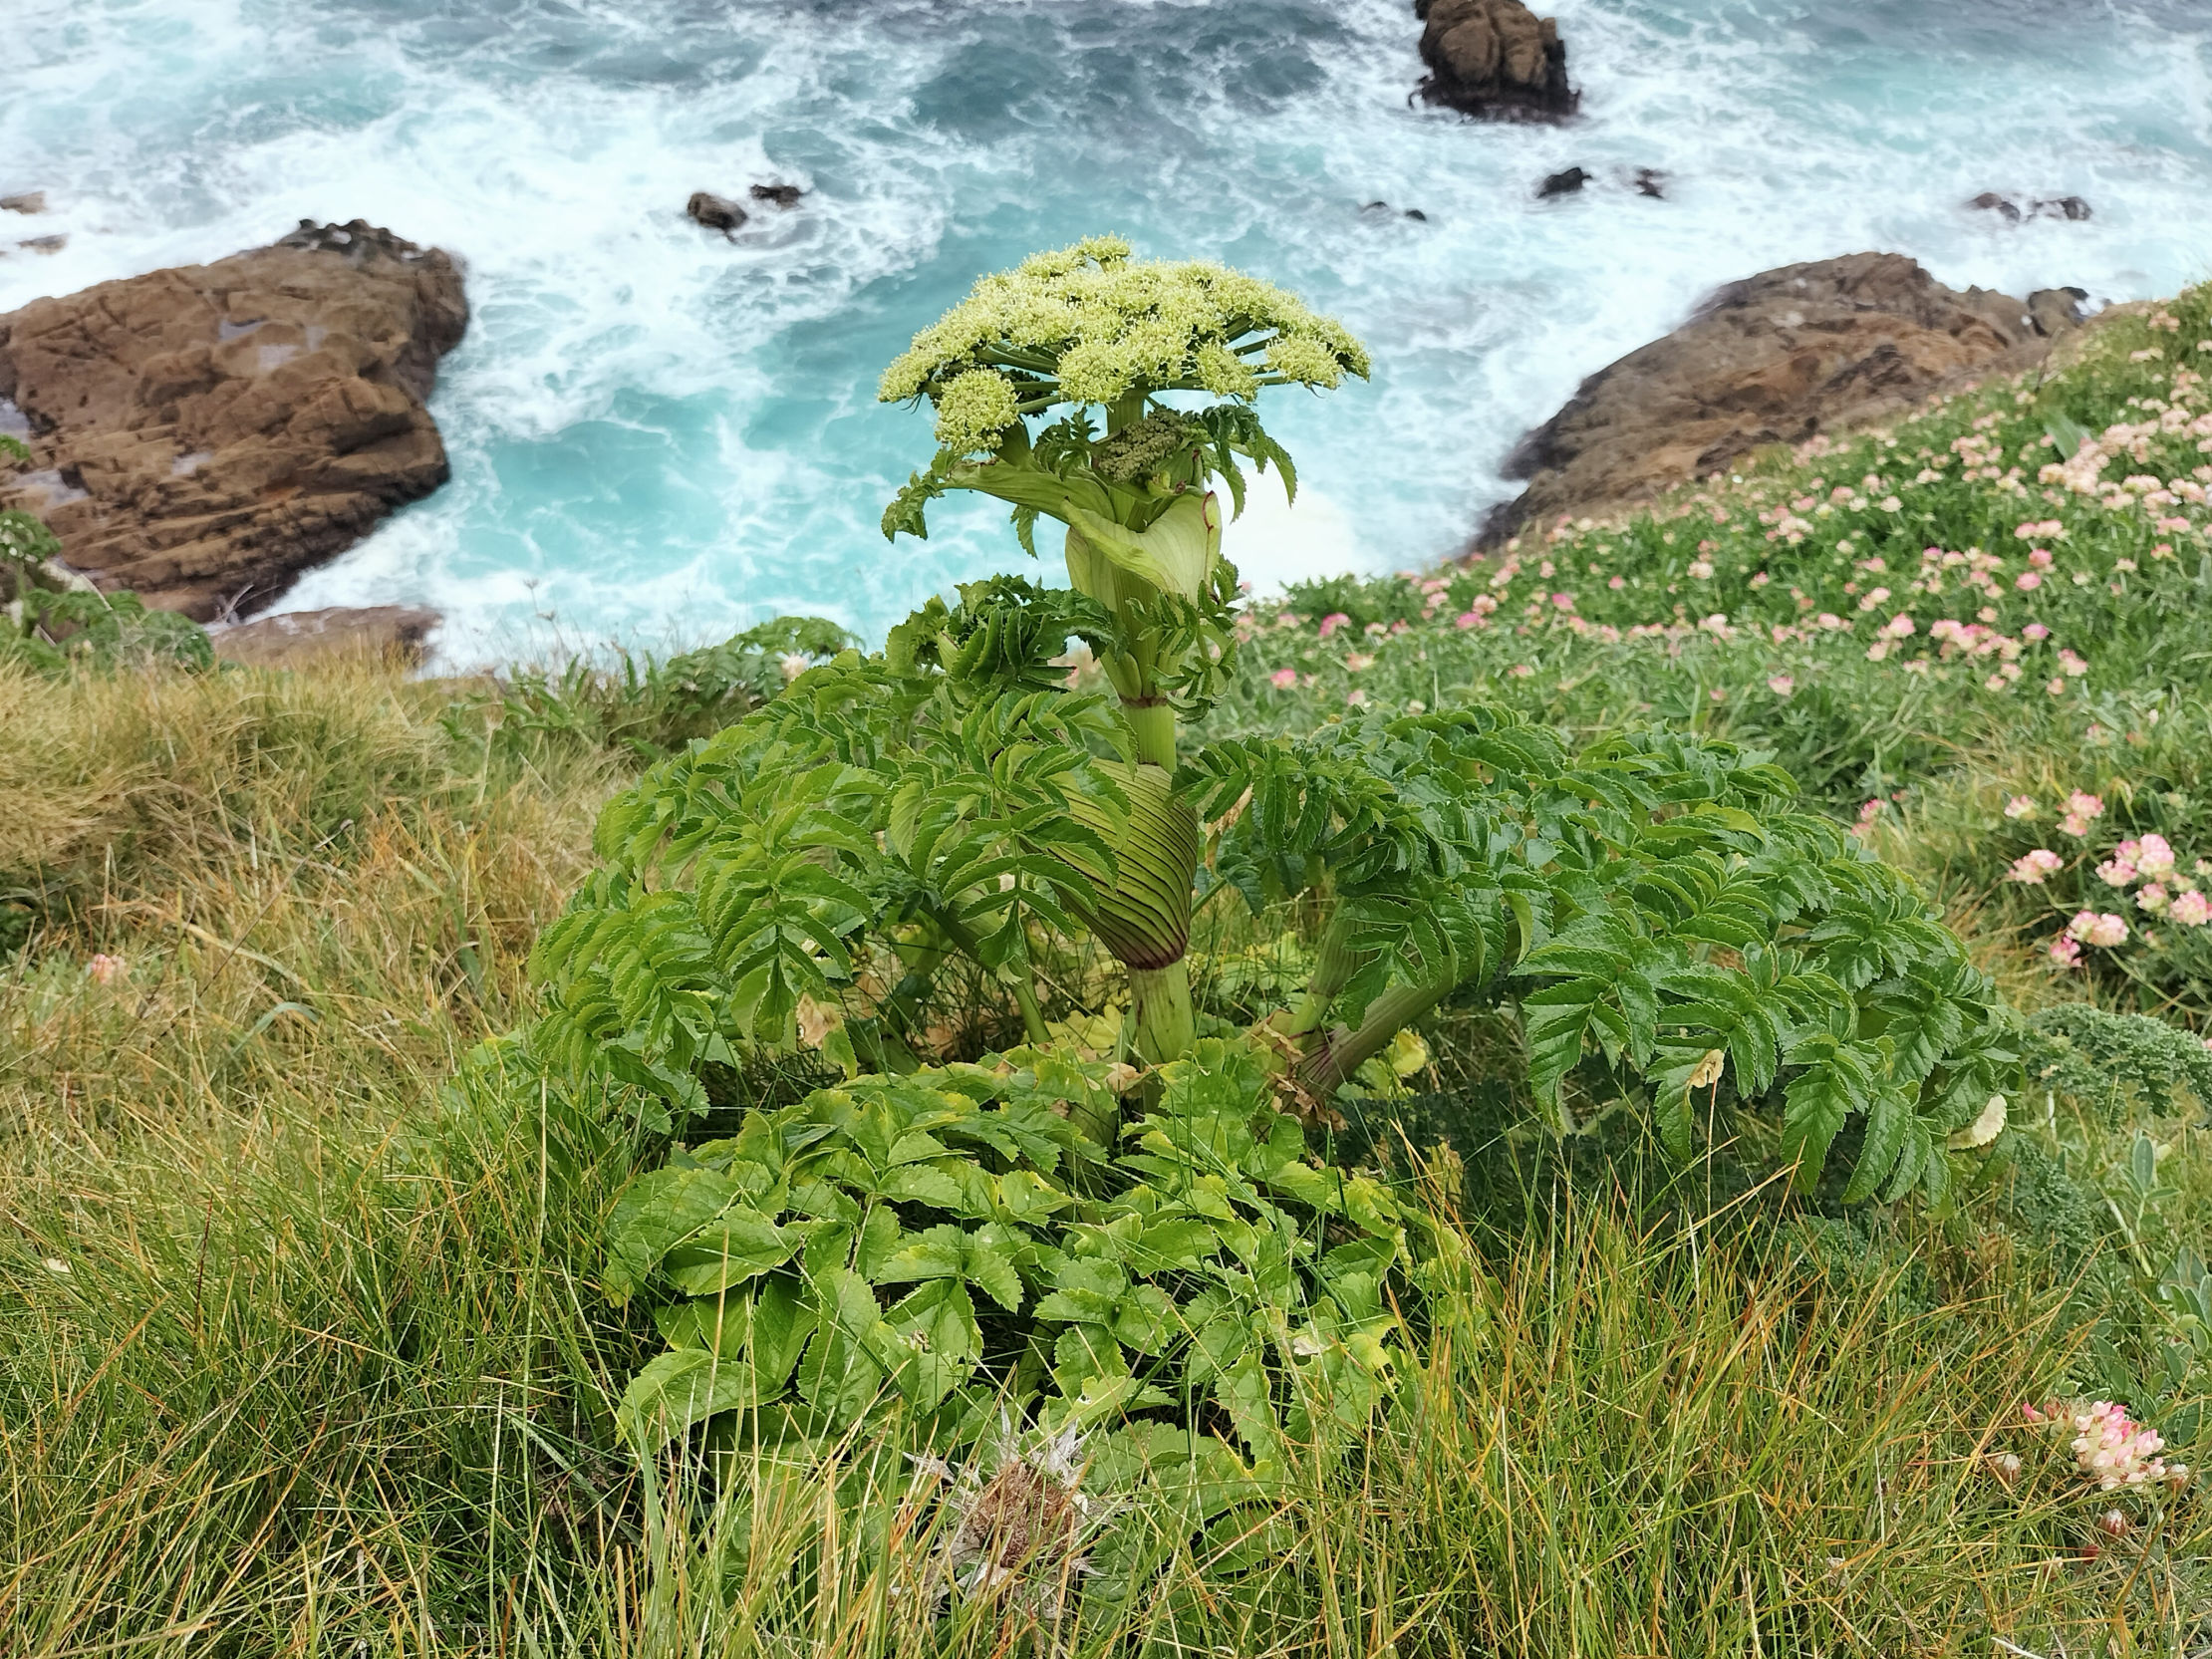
[1284,909,1358,1039]
[1123,698,1177,769]
[1129,963,1198,1065]
[1293,980,1449,1101]
[1010,973,1050,1046]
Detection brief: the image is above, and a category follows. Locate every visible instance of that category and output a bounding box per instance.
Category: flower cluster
[879,236,1370,425]
[2023,1399,2190,1493]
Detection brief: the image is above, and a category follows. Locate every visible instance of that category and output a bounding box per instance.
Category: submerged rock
[1538,167,1590,198]
[1632,167,1668,198]
[207,604,441,668]
[1,192,47,215]
[749,182,804,208]
[686,190,747,233]
[1416,0,1577,123]
[1970,191,2093,224]
[1479,251,2083,547]
[0,219,467,619]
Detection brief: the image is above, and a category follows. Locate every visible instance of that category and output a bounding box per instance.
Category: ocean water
[4,0,2210,664]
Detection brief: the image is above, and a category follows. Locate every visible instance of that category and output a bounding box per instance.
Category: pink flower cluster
[2067,910,2130,948]
[2024,1400,2189,1493]
[2060,791,2104,837]
[2008,849,2064,884]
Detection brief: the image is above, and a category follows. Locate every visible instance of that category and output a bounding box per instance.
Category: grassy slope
[5,294,2212,1653]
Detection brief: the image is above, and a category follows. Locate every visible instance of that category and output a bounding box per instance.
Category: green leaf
[662,1208,803,1297]
[617,1347,758,1447]
[603,1166,739,1305]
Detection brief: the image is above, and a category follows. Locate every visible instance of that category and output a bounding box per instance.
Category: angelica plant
[526,241,2015,1477]
[876,236,1366,1057]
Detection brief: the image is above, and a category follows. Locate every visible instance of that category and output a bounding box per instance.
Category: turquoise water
[5,0,2210,663]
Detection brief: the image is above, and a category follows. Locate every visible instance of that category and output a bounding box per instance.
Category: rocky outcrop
[1416,0,1577,123]
[0,219,466,619]
[1482,252,2085,547]
[207,604,440,668]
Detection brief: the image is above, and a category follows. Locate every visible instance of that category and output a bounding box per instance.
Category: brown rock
[207,604,441,668]
[0,219,466,619]
[1480,252,2079,546]
[1416,0,1577,123]
[1,193,47,215]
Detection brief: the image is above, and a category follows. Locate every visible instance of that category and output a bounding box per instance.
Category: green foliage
[0,506,63,569]
[2,587,214,677]
[605,1037,1418,1487]
[455,615,853,763]
[2024,1002,2212,1125]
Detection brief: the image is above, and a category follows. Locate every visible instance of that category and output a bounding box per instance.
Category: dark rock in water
[1538,167,1590,198]
[686,190,747,233]
[13,234,67,255]
[0,219,468,620]
[1632,167,1667,198]
[1,192,46,215]
[1417,0,1577,123]
[1972,191,2092,225]
[1404,208,1429,221]
[749,182,804,208]
[1360,199,1394,213]
[1479,251,2084,548]
[208,604,441,668]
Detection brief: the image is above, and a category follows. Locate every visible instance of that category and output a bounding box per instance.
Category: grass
[6,288,2212,1653]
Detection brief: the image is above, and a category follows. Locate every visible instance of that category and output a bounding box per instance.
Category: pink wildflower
[2016,571,2043,591]
[2138,883,2170,915]
[1269,668,1297,690]
[2067,911,2129,948]
[1345,688,1368,706]
[2170,890,2212,927]
[1551,591,1576,611]
[2049,935,2083,968]
[1343,652,1375,673]
[1318,612,1350,640]
[1454,611,1482,630]
[2009,849,2065,884]
[2003,796,2036,819]
[1768,675,1795,696]
[86,954,126,985]
[2028,548,2054,568]
[2048,678,2069,696]
[2060,813,2091,837]
[2067,790,2104,820]
[1607,575,1625,590]
[1508,663,1533,679]
[2135,834,2176,878]
[2096,857,2139,888]
[2059,650,2089,678]
[1883,614,1916,639]
[2024,623,2051,641]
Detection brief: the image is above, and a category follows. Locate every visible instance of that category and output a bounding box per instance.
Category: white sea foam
[4,0,2209,663]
